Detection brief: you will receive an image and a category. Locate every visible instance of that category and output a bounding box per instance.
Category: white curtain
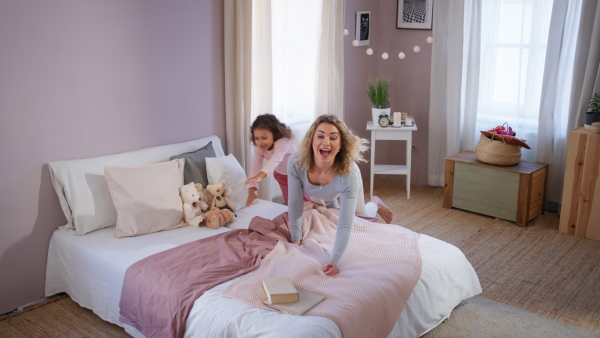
[537,0,582,206]
[228,0,344,201]
[224,0,253,172]
[428,0,481,186]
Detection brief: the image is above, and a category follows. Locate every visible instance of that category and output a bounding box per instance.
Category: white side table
[366,121,417,200]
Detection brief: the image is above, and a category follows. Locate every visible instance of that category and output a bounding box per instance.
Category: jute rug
[2,177,599,337]
[371,177,600,335]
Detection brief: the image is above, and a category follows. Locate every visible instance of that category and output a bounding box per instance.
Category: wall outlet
[412,145,418,153]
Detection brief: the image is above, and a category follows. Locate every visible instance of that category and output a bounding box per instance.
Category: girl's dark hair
[249,114,293,145]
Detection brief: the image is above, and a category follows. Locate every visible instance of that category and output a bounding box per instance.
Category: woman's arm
[328,169,359,265]
[287,154,304,243]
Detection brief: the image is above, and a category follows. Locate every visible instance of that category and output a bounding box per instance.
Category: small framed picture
[355,11,370,46]
[397,0,433,30]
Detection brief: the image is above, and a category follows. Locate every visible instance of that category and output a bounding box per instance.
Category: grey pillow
[170,141,216,187]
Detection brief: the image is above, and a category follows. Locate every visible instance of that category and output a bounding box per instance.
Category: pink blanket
[119,213,291,338]
[222,203,422,338]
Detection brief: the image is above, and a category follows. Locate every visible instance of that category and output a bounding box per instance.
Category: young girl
[245,114,297,206]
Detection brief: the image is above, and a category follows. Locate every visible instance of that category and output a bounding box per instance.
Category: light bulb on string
[413,46,420,53]
[382,52,389,60]
[352,40,359,47]
[427,36,433,43]
[366,48,373,55]
[344,29,349,36]
[398,52,406,59]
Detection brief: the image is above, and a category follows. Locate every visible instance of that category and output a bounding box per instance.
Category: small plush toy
[204,208,235,229]
[194,183,212,212]
[179,182,208,227]
[205,180,236,212]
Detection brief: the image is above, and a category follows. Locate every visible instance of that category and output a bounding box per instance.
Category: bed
[45,135,481,338]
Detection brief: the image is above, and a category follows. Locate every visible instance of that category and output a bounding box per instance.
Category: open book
[263,289,325,316]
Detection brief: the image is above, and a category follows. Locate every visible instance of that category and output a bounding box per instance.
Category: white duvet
[45,199,481,338]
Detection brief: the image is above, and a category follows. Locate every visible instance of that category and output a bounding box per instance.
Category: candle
[405,117,413,126]
[401,112,408,121]
[393,112,402,127]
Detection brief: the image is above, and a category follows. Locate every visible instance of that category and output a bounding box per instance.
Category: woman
[287,114,394,276]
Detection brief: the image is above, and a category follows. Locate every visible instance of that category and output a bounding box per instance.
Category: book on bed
[263,289,325,315]
[262,276,299,304]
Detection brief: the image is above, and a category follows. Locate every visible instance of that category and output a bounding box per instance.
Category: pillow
[206,154,248,211]
[48,135,224,235]
[105,159,185,238]
[170,141,216,187]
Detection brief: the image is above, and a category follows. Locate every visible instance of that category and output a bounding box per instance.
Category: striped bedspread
[222,203,422,338]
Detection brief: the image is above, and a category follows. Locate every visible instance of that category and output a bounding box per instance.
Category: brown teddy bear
[205,180,236,212]
[204,208,235,229]
[194,183,212,212]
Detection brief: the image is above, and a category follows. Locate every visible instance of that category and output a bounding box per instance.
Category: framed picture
[355,11,370,46]
[397,0,433,29]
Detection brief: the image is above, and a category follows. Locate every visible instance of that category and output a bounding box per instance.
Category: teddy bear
[179,182,208,227]
[194,183,212,212]
[205,180,236,212]
[204,208,236,229]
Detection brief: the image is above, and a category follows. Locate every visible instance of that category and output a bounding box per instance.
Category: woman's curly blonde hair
[296,114,369,175]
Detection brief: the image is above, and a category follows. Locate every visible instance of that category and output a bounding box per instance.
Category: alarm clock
[378,114,390,127]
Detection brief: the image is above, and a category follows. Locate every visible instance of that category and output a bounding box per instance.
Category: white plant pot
[372,107,391,124]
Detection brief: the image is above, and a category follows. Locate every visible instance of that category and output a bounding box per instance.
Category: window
[474,0,553,157]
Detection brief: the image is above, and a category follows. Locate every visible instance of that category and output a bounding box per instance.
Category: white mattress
[45,199,481,337]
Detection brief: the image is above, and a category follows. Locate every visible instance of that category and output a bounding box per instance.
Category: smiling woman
[287,114,395,276]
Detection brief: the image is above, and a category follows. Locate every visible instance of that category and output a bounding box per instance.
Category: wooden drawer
[444,151,549,226]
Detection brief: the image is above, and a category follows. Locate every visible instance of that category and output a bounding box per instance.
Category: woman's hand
[245,171,267,185]
[245,188,258,207]
[323,262,339,276]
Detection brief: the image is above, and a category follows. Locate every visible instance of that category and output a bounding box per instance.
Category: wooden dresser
[559,127,600,241]
[444,151,549,226]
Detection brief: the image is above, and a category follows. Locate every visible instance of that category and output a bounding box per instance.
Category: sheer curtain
[428,0,579,199]
[227,0,343,201]
[537,0,582,207]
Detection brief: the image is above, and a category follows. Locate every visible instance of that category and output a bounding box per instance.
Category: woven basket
[475,135,521,165]
[591,121,600,135]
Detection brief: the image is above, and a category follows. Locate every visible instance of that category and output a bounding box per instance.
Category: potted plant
[366,75,391,124]
[585,93,600,127]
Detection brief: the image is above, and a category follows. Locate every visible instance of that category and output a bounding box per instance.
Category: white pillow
[48,135,224,235]
[105,159,185,238]
[206,154,248,211]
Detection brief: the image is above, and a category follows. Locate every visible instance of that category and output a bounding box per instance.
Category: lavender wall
[344,0,432,185]
[0,0,225,314]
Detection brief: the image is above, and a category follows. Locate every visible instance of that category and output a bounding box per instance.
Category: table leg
[406,136,411,200]
[370,132,375,199]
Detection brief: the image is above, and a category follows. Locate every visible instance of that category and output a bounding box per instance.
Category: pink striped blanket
[222,203,422,338]
[119,213,291,338]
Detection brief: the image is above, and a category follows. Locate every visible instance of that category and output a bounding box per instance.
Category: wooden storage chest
[443,151,548,226]
[559,127,600,241]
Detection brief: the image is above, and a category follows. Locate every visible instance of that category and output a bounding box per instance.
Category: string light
[413,46,420,53]
[382,52,389,60]
[398,52,406,59]
[427,36,433,43]
[344,29,349,36]
[366,48,373,55]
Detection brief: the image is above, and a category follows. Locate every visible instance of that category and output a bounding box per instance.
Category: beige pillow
[105,159,185,238]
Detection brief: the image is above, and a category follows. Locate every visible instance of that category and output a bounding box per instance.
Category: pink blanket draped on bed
[119,213,292,338]
[222,203,422,338]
